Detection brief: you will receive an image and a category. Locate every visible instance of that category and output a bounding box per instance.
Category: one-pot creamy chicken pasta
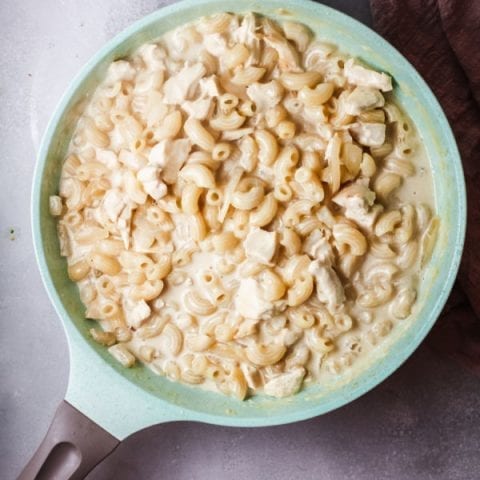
[51,12,439,399]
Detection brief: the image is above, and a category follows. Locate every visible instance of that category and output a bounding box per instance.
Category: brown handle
[17,400,119,480]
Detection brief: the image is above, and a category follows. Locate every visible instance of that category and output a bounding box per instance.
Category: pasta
[53,12,438,401]
[231,66,266,85]
[298,82,334,106]
[183,118,215,152]
[210,111,246,131]
[255,129,278,166]
[179,164,215,188]
[180,183,203,214]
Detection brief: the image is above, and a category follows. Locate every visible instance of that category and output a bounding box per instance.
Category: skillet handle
[17,400,119,480]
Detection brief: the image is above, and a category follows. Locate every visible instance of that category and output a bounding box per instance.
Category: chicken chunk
[182,97,213,120]
[199,76,221,98]
[235,278,273,320]
[203,33,228,57]
[309,260,345,310]
[124,300,151,329]
[246,80,284,111]
[344,86,385,115]
[344,59,392,92]
[148,138,191,184]
[137,166,167,201]
[263,21,301,72]
[102,189,125,222]
[233,12,261,63]
[244,227,277,264]
[264,367,306,398]
[333,182,379,229]
[350,122,386,147]
[303,229,334,264]
[163,63,206,104]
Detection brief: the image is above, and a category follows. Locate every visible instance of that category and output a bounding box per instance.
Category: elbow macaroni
[54,12,437,400]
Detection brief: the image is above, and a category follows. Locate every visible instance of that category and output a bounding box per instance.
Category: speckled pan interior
[32,0,466,439]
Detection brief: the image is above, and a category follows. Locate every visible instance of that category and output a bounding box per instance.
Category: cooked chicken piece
[333,182,379,229]
[233,12,261,63]
[203,33,228,57]
[102,189,125,222]
[309,260,345,309]
[124,300,151,329]
[199,76,221,98]
[182,97,213,120]
[303,229,335,264]
[137,166,167,201]
[148,138,191,184]
[244,227,277,264]
[344,59,392,92]
[235,278,273,320]
[246,80,284,111]
[350,122,386,147]
[344,86,385,115]
[163,63,206,104]
[264,367,306,398]
[263,20,301,72]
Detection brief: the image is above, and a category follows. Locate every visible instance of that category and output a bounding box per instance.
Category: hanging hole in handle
[35,442,81,480]
[18,401,120,480]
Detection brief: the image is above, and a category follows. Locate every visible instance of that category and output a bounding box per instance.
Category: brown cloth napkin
[370,0,480,373]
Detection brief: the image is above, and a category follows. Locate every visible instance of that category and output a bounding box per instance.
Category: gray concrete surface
[1,1,479,479]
